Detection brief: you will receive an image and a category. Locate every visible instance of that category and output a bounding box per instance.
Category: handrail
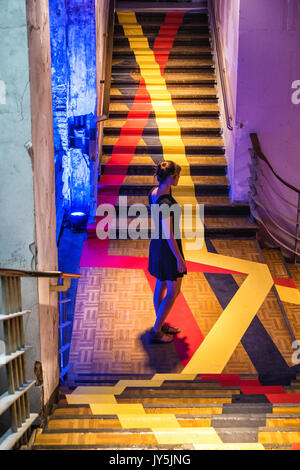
[208,1,233,131]
[0,267,80,448]
[250,133,300,194]
[97,0,115,123]
[0,268,82,279]
[248,133,300,263]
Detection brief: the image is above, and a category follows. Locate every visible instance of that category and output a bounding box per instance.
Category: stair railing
[208,0,234,131]
[96,0,115,124]
[248,133,300,264]
[0,268,82,450]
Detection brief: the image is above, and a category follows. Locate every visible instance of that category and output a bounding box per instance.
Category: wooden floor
[68,239,300,378]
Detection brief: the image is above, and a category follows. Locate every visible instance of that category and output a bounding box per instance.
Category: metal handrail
[97,0,115,123]
[0,268,81,448]
[248,133,300,262]
[208,0,233,131]
[250,133,300,194]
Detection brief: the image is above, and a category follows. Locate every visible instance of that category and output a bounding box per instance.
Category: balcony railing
[248,133,300,264]
[0,268,82,450]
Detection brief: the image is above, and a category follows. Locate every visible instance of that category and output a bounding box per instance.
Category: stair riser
[114,38,212,47]
[100,165,227,176]
[120,13,209,24]
[92,204,250,217]
[103,128,222,137]
[97,185,229,196]
[112,65,215,73]
[102,146,225,156]
[108,110,220,119]
[109,93,217,101]
[114,25,210,35]
[113,51,213,60]
[112,78,217,86]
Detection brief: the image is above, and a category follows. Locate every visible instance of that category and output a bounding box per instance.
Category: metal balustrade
[0,268,82,450]
[248,133,300,264]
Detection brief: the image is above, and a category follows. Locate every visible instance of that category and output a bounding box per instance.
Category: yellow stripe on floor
[275,284,300,305]
[117,11,207,255]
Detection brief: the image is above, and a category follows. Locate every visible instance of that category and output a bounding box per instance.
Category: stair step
[102,137,225,155]
[55,401,225,414]
[113,46,213,57]
[122,12,209,24]
[72,387,241,397]
[112,59,215,72]
[258,428,300,444]
[113,24,210,36]
[100,159,227,175]
[110,85,217,100]
[103,118,222,136]
[113,35,212,48]
[112,71,216,85]
[108,101,220,118]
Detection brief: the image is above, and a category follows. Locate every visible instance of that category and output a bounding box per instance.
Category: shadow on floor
[139,329,191,373]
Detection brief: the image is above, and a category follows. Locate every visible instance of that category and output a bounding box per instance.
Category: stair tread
[110,86,217,98]
[101,155,227,166]
[113,46,212,53]
[99,174,229,185]
[109,102,220,113]
[112,58,214,67]
[112,73,216,84]
[102,136,224,147]
[104,118,222,129]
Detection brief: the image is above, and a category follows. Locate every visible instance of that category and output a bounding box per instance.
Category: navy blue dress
[148,187,187,281]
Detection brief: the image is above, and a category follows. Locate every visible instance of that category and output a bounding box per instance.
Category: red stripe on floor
[266,393,300,404]
[274,277,297,289]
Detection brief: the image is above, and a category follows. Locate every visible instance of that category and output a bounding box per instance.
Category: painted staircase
[33,375,300,450]
[87,7,258,239]
[35,5,300,452]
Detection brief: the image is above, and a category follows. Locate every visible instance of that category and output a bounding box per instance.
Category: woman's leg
[153,277,182,333]
[153,279,167,316]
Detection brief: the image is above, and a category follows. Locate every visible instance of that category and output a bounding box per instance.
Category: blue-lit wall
[49,0,97,238]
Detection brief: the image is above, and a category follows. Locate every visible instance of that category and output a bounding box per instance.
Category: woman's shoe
[162,323,181,335]
[148,328,174,344]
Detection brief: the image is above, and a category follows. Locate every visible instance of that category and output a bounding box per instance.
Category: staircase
[32,4,300,452]
[87,5,258,240]
[33,375,300,450]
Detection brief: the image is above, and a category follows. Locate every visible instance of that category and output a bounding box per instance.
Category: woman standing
[148,160,187,344]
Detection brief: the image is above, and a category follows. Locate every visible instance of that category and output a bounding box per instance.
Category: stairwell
[32,4,300,451]
[87,5,258,240]
[33,375,300,450]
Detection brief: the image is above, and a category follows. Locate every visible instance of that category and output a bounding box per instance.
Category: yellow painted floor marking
[90,403,146,415]
[118,414,180,429]
[117,11,207,256]
[66,394,117,405]
[275,284,300,305]
[153,427,222,445]
[193,443,265,450]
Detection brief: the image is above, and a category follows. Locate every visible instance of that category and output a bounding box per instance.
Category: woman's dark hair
[154,160,181,183]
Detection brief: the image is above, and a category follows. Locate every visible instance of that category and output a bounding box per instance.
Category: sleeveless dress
[148,187,187,281]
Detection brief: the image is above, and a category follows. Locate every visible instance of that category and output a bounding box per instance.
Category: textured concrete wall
[0,0,41,413]
[235,0,300,201]
[0,0,36,268]
[213,0,300,203]
[49,0,97,227]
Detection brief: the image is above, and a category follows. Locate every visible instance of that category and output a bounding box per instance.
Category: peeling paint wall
[49,0,97,234]
[0,0,41,413]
